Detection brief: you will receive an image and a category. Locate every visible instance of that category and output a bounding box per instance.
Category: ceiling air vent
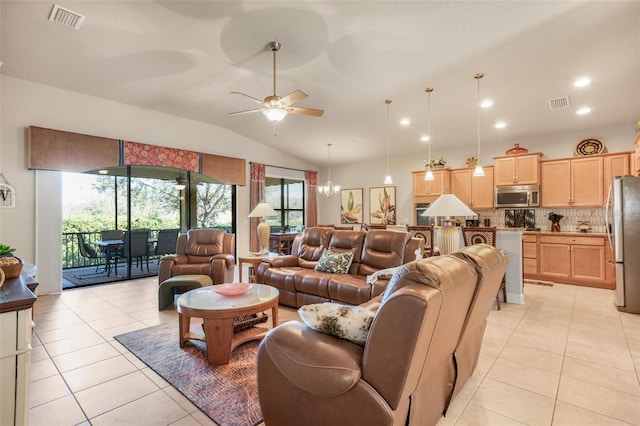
[548,97,570,110]
[48,4,85,30]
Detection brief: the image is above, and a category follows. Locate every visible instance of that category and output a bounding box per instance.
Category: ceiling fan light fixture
[263,108,288,122]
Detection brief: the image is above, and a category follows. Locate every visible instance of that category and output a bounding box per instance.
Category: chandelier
[318,143,340,197]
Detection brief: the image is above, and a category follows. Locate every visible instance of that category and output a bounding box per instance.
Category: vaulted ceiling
[2,1,638,166]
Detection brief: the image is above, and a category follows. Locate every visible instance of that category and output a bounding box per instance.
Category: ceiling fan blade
[228,108,263,116]
[288,107,325,117]
[230,91,266,105]
[280,90,308,106]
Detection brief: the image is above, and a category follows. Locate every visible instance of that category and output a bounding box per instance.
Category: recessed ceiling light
[98,170,109,175]
[480,99,493,108]
[494,121,506,129]
[576,107,591,115]
[420,135,430,142]
[400,118,411,126]
[574,77,591,87]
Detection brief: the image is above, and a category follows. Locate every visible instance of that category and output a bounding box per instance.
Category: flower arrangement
[429,157,446,168]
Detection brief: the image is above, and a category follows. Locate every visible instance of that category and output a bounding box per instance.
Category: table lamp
[248,202,278,254]
[421,194,477,255]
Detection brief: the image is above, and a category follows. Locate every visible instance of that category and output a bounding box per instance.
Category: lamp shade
[421,194,476,217]
[248,202,278,218]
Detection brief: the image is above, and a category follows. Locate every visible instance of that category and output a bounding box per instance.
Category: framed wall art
[340,188,363,224]
[369,186,396,225]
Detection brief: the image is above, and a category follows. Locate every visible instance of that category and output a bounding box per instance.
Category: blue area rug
[115,322,262,426]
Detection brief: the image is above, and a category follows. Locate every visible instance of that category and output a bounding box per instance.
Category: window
[264,177,305,232]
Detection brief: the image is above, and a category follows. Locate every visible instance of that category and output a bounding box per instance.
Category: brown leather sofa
[257,244,507,426]
[158,228,235,285]
[256,227,423,307]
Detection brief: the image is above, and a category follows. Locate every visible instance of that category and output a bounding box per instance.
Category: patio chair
[155,229,179,261]
[74,233,107,279]
[113,230,151,275]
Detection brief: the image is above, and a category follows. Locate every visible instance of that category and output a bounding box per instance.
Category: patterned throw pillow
[298,302,375,345]
[314,249,354,274]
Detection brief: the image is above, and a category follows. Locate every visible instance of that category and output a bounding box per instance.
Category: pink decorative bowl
[213,283,253,296]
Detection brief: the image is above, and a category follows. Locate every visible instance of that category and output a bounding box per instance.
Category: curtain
[250,163,266,252]
[305,170,318,228]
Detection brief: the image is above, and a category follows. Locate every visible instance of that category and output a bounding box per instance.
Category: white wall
[0,75,317,294]
[318,123,637,225]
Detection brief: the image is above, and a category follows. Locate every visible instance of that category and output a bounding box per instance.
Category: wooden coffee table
[176,284,279,365]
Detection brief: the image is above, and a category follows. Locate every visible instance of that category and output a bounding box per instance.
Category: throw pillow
[298,302,375,345]
[314,249,354,274]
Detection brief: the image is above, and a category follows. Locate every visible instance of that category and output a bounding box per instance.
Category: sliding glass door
[62,166,234,288]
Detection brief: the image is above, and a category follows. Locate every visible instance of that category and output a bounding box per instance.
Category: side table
[238,254,278,282]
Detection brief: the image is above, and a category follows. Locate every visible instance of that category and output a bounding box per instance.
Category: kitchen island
[434,227,524,304]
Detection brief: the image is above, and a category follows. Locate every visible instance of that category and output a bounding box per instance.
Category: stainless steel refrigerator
[607,175,640,314]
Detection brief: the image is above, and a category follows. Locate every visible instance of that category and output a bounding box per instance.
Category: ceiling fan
[229,41,325,122]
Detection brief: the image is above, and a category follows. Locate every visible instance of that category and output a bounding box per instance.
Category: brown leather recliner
[157,229,235,285]
[257,245,507,425]
[256,244,507,426]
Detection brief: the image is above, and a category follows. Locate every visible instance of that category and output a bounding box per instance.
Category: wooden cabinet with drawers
[523,233,614,289]
[493,153,542,186]
[451,166,494,210]
[522,234,538,277]
[412,169,451,204]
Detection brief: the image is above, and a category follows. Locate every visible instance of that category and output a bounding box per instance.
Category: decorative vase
[551,222,561,232]
[506,143,529,155]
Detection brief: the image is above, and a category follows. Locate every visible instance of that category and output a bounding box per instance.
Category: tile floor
[28,278,640,425]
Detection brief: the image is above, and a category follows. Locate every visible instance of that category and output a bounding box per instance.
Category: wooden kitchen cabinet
[451,166,494,209]
[537,235,611,288]
[540,156,603,207]
[604,152,631,205]
[522,234,538,277]
[412,169,451,204]
[493,153,542,186]
[634,133,640,176]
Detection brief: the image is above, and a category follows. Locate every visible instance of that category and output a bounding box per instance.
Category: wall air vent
[548,97,570,110]
[48,4,85,30]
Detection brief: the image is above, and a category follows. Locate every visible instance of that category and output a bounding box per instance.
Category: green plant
[0,243,16,256]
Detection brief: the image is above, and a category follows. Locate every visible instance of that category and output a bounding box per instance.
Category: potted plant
[0,243,16,257]
[430,157,446,168]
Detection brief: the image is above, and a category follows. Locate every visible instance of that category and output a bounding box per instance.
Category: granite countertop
[496,227,607,237]
[522,230,607,237]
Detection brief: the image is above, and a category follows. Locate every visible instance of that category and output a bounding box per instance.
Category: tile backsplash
[477,207,608,233]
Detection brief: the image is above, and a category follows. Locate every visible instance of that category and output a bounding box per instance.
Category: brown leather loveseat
[257,244,508,426]
[256,227,423,307]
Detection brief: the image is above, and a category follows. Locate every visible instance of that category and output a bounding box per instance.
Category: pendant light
[318,143,340,197]
[473,73,485,177]
[384,99,393,185]
[424,87,435,181]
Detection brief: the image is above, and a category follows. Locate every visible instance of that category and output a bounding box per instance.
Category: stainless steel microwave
[495,185,540,208]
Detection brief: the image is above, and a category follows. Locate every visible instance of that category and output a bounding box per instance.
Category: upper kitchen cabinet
[493,153,542,186]
[634,133,640,176]
[541,156,603,207]
[603,152,632,204]
[451,166,494,210]
[412,169,451,204]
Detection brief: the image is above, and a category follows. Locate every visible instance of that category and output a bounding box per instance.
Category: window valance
[27,126,246,186]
